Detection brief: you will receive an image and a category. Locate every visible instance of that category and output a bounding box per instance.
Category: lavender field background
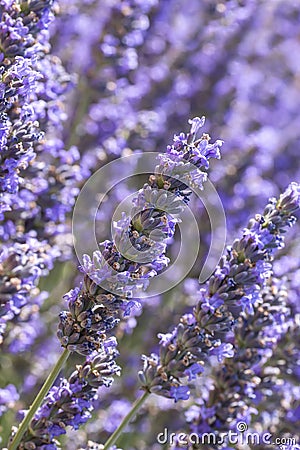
[1,1,300,449]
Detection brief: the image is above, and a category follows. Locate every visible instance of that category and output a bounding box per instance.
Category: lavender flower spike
[0,0,54,200]
[187,277,291,443]
[57,118,222,356]
[14,339,120,450]
[138,183,300,403]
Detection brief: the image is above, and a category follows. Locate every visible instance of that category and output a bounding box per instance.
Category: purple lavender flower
[16,339,120,449]
[0,0,54,199]
[0,0,83,349]
[186,277,291,444]
[138,184,300,403]
[57,118,222,355]
[209,343,235,363]
[170,385,190,403]
[0,384,19,417]
[249,312,300,447]
[0,238,54,344]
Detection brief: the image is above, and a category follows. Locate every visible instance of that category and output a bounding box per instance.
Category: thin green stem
[8,348,70,450]
[66,75,93,149]
[102,391,150,450]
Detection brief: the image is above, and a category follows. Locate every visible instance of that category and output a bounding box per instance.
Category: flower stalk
[8,348,70,450]
[102,391,150,450]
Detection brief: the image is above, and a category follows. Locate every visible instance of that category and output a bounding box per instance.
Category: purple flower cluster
[15,339,120,449]
[57,118,222,355]
[0,0,53,200]
[0,238,54,344]
[186,277,290,444]
[245,308,300,447]
[138,184,300,403]
[0,384,19,417]
[0,0,83,350]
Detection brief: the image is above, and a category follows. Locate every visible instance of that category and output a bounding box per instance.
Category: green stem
[102,391,150,450]
[8,348,70,450]
[66,77,91,149]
